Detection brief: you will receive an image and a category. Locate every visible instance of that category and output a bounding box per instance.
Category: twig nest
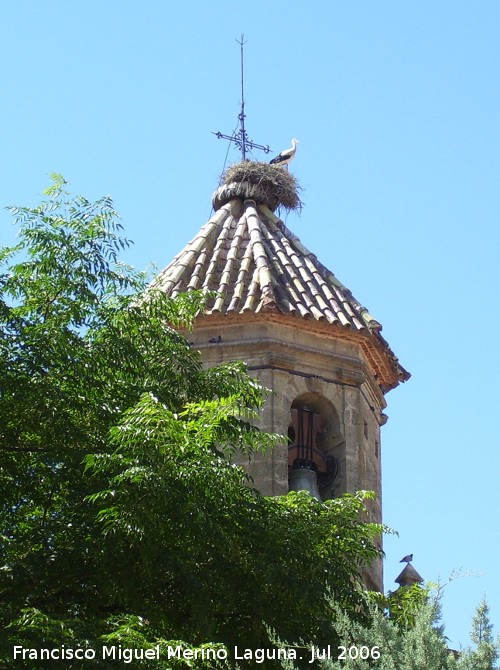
[212,161,302,212]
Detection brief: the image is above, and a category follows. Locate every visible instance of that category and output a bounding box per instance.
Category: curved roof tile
[155,199,379,331]
[153,195,409,390]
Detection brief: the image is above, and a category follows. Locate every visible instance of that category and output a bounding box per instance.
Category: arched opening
[288,393,344,501]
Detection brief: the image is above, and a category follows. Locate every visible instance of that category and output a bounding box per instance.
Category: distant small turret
[395,561,424,587]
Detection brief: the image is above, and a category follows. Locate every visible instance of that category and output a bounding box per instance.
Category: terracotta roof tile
[153,192,409,389]
[155,198,382,332]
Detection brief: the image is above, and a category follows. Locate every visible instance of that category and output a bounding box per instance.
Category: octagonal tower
[153,162,409,590]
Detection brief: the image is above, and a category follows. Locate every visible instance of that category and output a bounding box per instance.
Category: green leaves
[385,582,431,629]
[0,178,386,668]
[42,172,68,197]
[457,597,500,670]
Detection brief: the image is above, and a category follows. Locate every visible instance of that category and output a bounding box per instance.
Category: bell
[289,464,322,501]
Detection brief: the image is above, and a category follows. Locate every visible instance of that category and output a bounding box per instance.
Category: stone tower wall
[192,315,385,495]
[191,312,387,588]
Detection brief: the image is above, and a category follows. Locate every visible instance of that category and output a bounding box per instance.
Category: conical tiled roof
[395,563,424,587]
[153,166,409,391]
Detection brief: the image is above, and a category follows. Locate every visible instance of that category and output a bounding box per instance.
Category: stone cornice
[191,311,405,395]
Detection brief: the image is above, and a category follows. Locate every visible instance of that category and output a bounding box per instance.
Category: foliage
[455,597,500,670]
[324,596,452,669]
[0,176,383,669]
[277,592,500,670]
[276,589,500,670]
[385,583,432,629]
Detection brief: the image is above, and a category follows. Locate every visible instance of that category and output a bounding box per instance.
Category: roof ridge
[153,195,409,389]
[258,204,382,331]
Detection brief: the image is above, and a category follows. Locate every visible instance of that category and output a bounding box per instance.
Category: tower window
[288,407,322,500]
[287,399,339,501]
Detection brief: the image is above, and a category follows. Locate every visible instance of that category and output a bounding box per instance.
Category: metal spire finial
[213,36,271,160]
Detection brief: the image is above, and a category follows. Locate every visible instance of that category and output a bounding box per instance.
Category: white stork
[269,138,299,168]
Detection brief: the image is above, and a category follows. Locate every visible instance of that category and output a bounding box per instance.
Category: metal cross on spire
[213,36,271,161]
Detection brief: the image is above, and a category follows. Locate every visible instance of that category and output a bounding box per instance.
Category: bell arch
[287,392,345,501]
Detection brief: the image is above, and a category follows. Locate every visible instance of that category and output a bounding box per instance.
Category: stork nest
[212,160,302,212]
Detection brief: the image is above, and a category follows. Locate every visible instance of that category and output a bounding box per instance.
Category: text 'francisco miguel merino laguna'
[13,645,297,664]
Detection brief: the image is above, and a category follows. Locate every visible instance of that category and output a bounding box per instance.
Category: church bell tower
[153,162,409,590]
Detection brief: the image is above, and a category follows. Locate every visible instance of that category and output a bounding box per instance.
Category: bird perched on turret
[269,138,299,168]
[400,553,413,563]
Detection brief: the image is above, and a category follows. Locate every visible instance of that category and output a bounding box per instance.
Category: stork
[269,138,299,168]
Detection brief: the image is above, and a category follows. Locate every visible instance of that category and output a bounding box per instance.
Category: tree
[0,177,384,668]
[275,590,500,670]
[378,582,432,630]
[294,595,452,670]
[456,597,499,670]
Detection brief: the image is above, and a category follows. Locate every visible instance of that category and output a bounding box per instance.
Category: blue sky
[2,0,500,650]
